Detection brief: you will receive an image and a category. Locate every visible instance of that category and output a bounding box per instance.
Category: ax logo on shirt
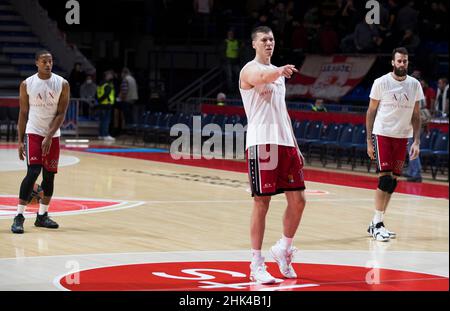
[392,92,410,108]
[33,91,58,107]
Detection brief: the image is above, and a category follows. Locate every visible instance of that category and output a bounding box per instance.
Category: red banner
[286,55,376,101]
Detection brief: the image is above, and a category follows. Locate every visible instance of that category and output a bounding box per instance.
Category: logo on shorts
[48,159,59,169]
[288,174,294,183]
[263,183,273,189]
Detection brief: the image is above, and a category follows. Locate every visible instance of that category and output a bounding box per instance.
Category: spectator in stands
[376,3,391,36]
[222,29,241,94]
[96,70,116,141]
[303,4,321,50]
[79,75,97,118]
[272,2,288,36]
[405,140,423,182]
[253,13,272,29]
[421,1,448,41]
[193,0,214,41]
[437,1,449,38]
[404,78,436,182]
[216,92,226,106]
[353,19,383,53]
[68,62,86,98]
[386,0,401,32]
[311,99,327,112]
[320,0,340,19]
[291,20,308,53]
[411,69,422,80]
[336,0,359,37]
[318,20,339,54]
[419,78,436,112]
[398,29,420,53]
[116,67,139,131]
[405,89,432,183]
[395,1,419,34]
[434,77,449,117]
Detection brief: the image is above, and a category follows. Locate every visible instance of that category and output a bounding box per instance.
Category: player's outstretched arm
[240,63,298,89]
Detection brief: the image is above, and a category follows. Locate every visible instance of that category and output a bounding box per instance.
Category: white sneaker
[367,221,396,239]
[104,135,116,141]
[270,241,298,279]
[369,222,391,242]
[97,136,104,140]
[382,224,396,239]
[249,258,276,284]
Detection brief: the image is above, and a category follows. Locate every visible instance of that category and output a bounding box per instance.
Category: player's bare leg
[270,190,306,279]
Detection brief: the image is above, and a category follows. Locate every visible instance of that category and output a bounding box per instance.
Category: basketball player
[366,47,424,241]
[11,50,70,234]
[239,26,306,284]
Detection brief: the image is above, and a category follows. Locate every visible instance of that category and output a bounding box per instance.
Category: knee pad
[19,165,42,201]
[378,175,394,193]
[388,178,398,194]
[41,169,55,197]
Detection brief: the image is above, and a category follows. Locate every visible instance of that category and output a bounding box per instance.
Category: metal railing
[168,66,224,112]
[61,98,81,136]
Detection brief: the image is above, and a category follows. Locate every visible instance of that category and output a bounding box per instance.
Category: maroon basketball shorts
[25,133,60,173]
[246,144,305,196]
[372,134,408,176]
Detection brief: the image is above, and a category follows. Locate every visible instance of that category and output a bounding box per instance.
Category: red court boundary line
[1,144,447,199]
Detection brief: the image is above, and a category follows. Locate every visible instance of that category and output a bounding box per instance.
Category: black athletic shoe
[34,212,59,229]
[11,214,25,234]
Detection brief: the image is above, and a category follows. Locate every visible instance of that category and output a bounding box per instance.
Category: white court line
[141,197,436,204]
[0,248,447,261]
[0,197,146,219]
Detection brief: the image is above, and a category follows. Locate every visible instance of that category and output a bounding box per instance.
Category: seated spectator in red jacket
[419,79,436,111]
[318,20,339,54]
[291,20,308,51]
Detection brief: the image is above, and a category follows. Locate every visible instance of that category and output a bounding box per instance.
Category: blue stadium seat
[309,123,343,165]
[430,132,449,179]
[324,124,354,168]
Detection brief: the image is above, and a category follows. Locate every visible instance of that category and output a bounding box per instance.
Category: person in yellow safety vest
[311,98,327,112]
[216,92,226,106]
[223,29,241,93]
[96,70,116,141]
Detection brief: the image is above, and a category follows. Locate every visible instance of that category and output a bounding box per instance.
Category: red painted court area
[59,261,449,291]
[0,196,120,217]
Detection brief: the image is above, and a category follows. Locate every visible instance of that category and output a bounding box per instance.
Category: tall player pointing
[240,26,306,284]
[366,47,423,241]
[11,50,70,234]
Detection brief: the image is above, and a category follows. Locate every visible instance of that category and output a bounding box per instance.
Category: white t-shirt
[370,73,424,138]
[25,73,65,137]
[239,60,296,149]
